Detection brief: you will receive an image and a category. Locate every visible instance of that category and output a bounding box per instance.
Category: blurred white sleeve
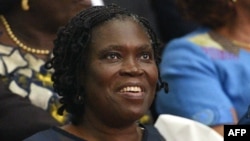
[91,0,104,6]
[154,114,223,141]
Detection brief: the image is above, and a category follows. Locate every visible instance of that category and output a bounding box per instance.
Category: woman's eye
[140,52,151,60]
[106,52,120,60]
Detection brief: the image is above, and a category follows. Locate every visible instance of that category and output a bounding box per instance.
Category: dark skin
[62,18,158,141]
[0,0,91,60]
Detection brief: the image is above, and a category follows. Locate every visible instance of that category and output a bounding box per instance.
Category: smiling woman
[24,4,166,141]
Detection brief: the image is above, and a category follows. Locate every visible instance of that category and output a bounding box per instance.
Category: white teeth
[120,86,142,92]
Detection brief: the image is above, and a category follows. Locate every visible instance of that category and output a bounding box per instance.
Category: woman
[154,0,250,136]
[0,0,92,140]
[25,4,166,141]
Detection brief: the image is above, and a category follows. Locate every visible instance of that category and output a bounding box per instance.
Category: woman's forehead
[90,19,149,44]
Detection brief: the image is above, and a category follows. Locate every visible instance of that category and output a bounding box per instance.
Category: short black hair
[45,4,163,124]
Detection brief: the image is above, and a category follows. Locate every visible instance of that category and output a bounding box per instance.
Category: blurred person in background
[151,0,198,44]
[0,0,93,140]
[154,0,250,136]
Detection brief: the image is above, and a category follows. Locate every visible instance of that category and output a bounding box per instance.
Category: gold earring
[21,0,30,11]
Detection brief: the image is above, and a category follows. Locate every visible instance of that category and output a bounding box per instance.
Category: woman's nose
[119,58,144,76]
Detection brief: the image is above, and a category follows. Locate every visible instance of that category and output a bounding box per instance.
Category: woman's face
[82,18,158,124]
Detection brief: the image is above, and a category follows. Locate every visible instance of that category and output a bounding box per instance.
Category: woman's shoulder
[167,27,214,47]
[23,128,56,141]
[23,127,86,141]
[163,27,225,57]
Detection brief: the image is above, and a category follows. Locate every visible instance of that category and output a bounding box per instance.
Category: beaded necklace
[0,15,50,55]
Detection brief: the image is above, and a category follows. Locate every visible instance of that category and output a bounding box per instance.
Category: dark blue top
[238,105,250,125]
[24,125,166,141]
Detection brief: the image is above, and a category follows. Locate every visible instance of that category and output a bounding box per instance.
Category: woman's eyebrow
[97,44,152,53]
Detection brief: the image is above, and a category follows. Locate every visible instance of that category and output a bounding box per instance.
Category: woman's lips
[120,92,144,99]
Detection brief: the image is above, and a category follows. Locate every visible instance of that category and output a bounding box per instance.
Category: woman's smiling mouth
[119,86,145,99]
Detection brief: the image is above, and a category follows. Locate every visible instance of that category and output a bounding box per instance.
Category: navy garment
[24,125,166,141]
[238,106,250,125]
